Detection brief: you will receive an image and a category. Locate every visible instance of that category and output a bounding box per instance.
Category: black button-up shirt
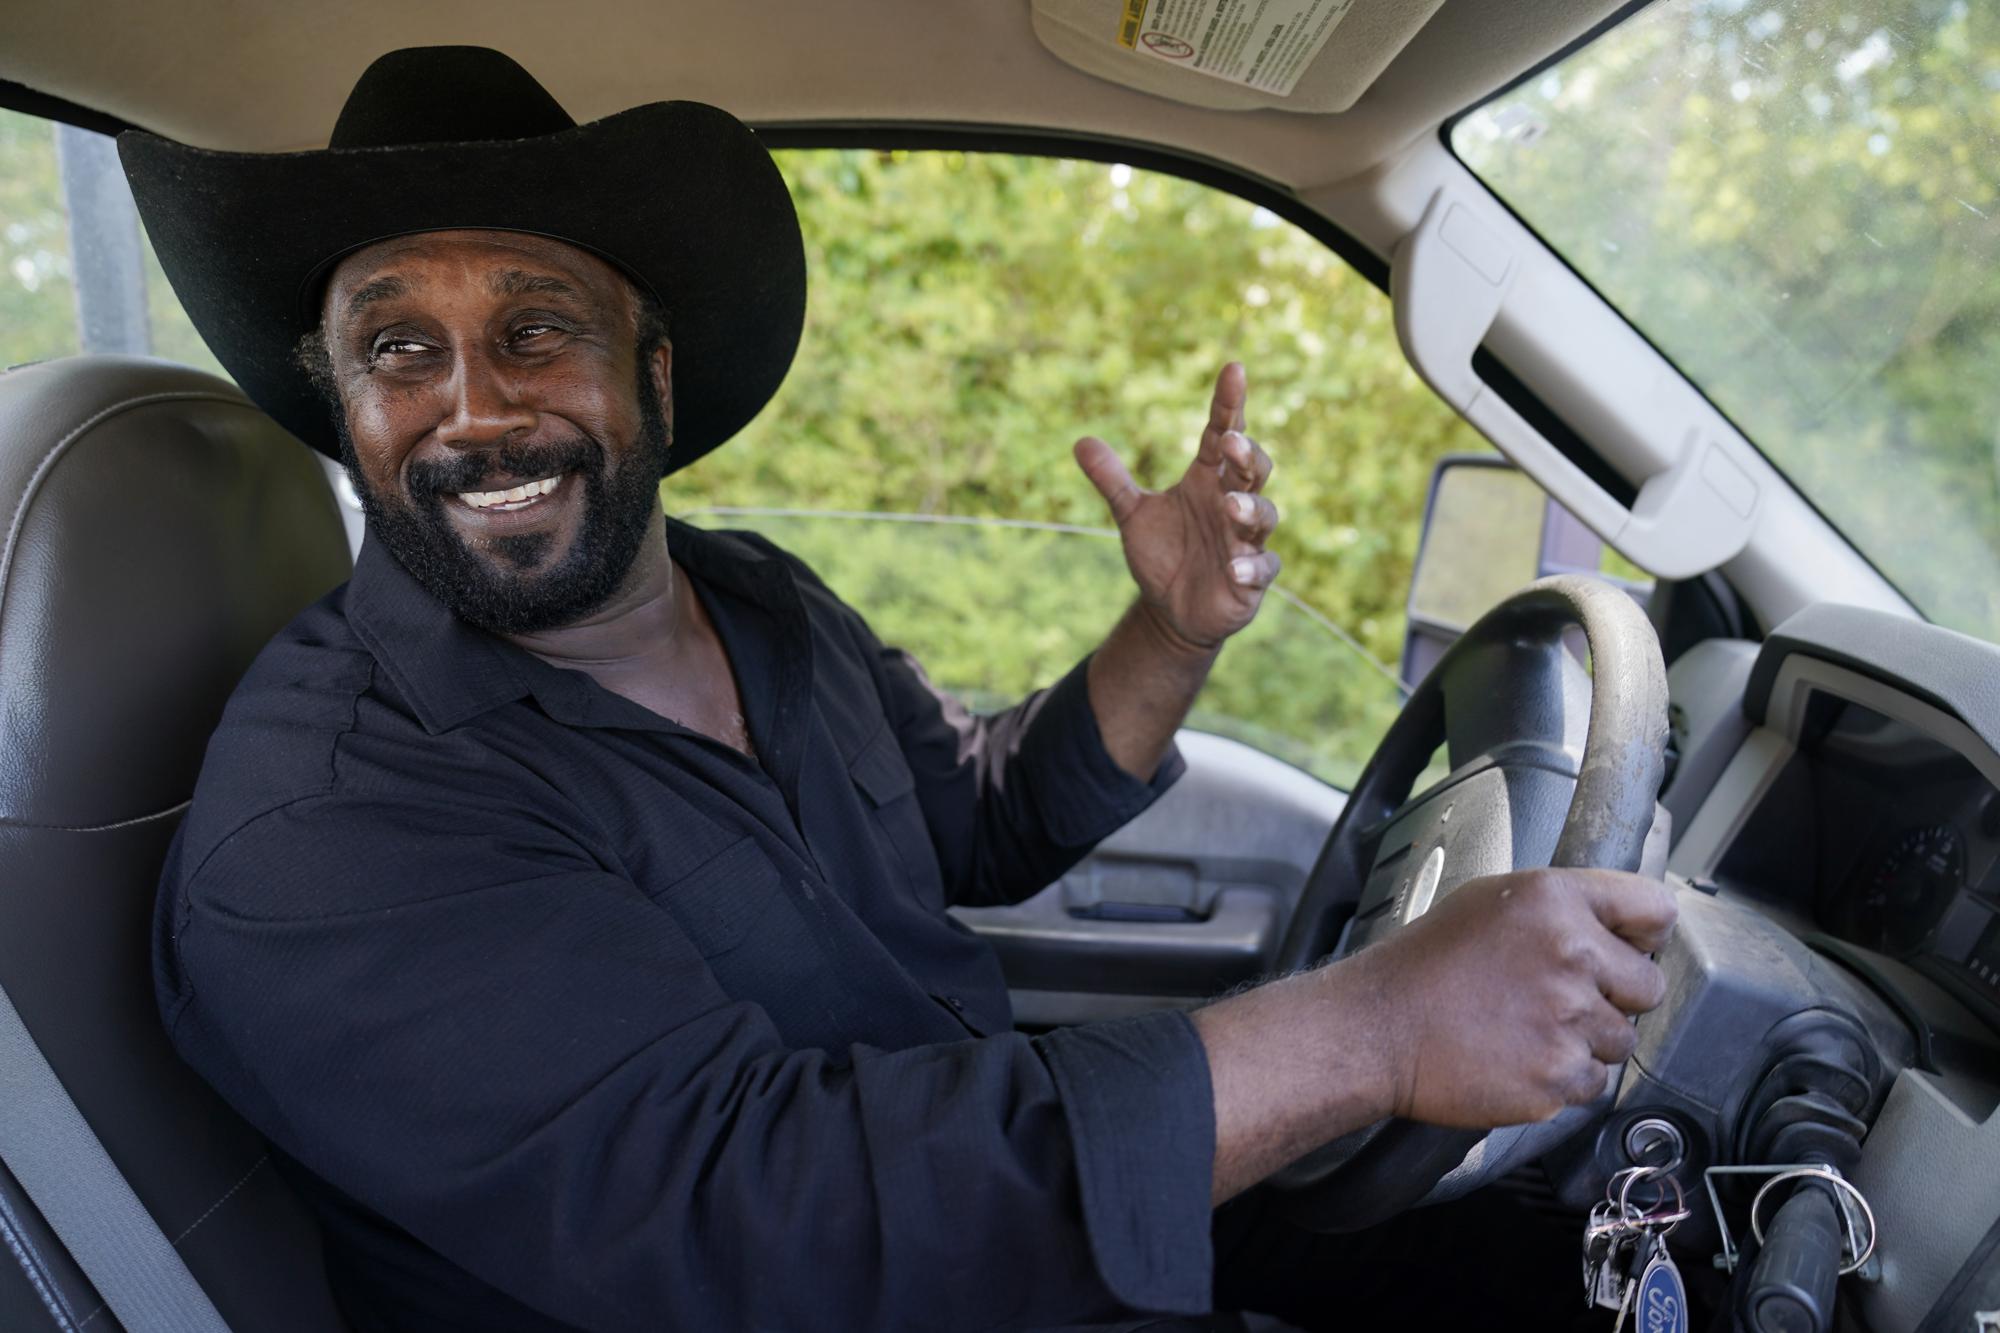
[156,519,1216,1332]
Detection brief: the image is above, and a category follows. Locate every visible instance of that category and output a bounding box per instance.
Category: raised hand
[1074,361,1280,654]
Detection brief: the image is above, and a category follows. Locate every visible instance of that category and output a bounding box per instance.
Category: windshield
[1453,0,2000,641]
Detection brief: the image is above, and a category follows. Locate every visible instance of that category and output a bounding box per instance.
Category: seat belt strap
[0,978,230,1332]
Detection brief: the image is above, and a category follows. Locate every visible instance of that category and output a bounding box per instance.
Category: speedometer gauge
[1846,823,1965,956]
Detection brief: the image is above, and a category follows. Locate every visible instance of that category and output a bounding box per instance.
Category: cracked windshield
[1455,0,2000,640]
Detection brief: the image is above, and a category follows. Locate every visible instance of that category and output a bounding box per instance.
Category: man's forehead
[322,229,633,321]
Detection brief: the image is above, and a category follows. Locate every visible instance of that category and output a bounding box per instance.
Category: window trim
[0,78,133,139]
[753,122,1389,292]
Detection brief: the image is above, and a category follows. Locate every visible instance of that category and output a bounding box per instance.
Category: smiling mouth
[455,472,567,512]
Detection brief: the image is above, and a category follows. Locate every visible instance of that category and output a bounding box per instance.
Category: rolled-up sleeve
[162,793,1215,1332]
[876,648,1187,908]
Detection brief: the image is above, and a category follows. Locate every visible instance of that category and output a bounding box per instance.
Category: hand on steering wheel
[1344,867,1676,1129]
[1267,575,1676,1230]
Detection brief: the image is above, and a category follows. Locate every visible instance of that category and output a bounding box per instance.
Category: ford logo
[1635,1253,1687,1333]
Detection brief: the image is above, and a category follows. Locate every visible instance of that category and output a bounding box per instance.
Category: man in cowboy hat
[128,46,1674,1332]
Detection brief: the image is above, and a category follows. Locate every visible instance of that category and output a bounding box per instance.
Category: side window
[4,118,1510,790]
[674,150,1494,788]
[1,108,224,374]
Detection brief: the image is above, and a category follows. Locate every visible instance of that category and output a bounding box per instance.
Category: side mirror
[1401,455,1648,688]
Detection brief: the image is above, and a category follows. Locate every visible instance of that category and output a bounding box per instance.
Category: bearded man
[125,46,1675,1333]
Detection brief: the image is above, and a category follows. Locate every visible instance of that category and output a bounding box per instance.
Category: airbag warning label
[1119,0,1355,96]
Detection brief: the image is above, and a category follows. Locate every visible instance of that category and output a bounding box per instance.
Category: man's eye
[510,324,562,343]
[373,338,431,357]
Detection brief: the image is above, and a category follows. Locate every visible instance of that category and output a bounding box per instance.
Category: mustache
[404,438,602,498]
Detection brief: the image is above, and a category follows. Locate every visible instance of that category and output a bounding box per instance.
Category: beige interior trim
[1,0,1629,196]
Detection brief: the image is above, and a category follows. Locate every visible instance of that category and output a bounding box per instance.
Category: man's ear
[649,339,674,438]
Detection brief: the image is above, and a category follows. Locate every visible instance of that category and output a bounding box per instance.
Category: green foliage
[683,512,1406,786]
[0,112,78,367]
[670,149,1494,783]
[0,111,227,376]
[1457,0,2000,639]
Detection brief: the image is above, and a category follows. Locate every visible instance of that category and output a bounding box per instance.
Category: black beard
[339,374,671,635]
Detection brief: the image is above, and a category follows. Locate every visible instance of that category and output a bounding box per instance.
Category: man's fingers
[1074,436,1144,524]
[1221,431,1274,492]
[1562,1054,1616,1109]
[1583,999,1641,1065]
[1595,940,1670,1016]
[1209,361,1247,433]
[1577,873,1679,953]
[1198,362,1248,466]
[1225,491,1279,546]
[1229,550,1281,590]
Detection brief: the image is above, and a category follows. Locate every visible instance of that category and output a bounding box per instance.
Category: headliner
[1,0,1629,196]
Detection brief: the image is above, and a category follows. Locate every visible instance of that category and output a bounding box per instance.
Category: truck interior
[0,2,1995,1329]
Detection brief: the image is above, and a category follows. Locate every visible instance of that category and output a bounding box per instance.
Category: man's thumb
[1074,437,1141,522]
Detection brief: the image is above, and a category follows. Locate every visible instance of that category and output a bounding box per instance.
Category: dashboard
[1663,605,2000,1330]
[1714,692,2000,1027]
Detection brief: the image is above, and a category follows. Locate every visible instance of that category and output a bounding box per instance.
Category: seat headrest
[0,356,352,829]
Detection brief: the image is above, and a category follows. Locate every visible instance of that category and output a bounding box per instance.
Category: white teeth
[456,473,564,510]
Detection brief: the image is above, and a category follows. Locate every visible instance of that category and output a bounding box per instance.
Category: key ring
[1747,1167,1878,1275]
[1584,1206,1690,1245]
[1616,1163,1685,1232]
[1609,1164,1673,1221]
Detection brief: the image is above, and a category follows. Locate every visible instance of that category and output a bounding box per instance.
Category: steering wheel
[1268,574,1670,1232]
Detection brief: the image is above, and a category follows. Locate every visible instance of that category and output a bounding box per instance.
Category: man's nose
[437,352,537,449]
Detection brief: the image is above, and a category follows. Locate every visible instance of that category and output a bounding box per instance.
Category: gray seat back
[0,355,353,1332]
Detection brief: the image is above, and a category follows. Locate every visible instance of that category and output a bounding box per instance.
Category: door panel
[952,730,1345,1028]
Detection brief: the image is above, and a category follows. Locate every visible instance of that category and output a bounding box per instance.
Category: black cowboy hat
[118,45,806,474]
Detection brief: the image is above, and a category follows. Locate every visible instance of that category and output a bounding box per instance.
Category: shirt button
[945,995,965,1011]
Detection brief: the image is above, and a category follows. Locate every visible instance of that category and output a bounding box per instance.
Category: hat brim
[119,102,806,474]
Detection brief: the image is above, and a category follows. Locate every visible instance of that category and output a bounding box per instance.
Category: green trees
[690,149,1485,668]
[0,112,77,368]
[1457,0,2000,639]
[672,149,1487,781]
[1,113,226,375]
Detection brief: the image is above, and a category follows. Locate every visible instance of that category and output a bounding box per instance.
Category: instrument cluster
[1806,699,2000,1015]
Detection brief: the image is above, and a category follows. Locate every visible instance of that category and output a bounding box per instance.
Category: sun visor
[1031,0,1447,114]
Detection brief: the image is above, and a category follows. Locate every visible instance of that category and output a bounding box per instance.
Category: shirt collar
[343,517,786,736]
